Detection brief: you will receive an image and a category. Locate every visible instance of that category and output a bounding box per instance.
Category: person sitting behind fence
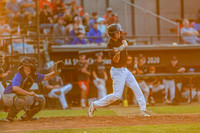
[181,19,200,44]
[39,4,54,34]
[53,16,68,45]
[181,68,200,103]
[135,54,150,104]
[42,61,72,109]
[5,0,24,27]
[146,66,165,104]
[11,29,34,53]
[97,17,106,36]
[0,16,11,49]
[20,0,36,25]
[71,29,86,45]
[87,22,103,45]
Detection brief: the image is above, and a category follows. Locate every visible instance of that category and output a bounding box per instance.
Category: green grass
[22,123,200,133]
[1,104,200,119]
[0,109,117,119]
[1,105,200,133]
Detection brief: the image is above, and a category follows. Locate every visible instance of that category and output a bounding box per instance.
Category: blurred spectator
[103,7,116,26]
[89,12,98,29]
[51,0,65,16]
[146,66,165,104]
[20,0,36,25]
[163,56,185,103]
[135,54,150,104]
[181,68,200,103]
[11,29,34,53]
[53,16,68,45]
[69,23,78,44]
[0,16,11,48]
[77,53,90,107]
[92,52,108,100]
[42,61,72,110]
[82,12,90,33]
[39,4,54,34]
[71,30,86,45]
[87,22,103,45]
[194,9,200,31]
[63,8,73,26]
[74,16,85,35]
[70,0,84,17]
[97,17,106,36]
[181,19,200,44]
[126,55,136,75]
[67,16,85,37]
[5,0,24,27]
[39,0,50,10]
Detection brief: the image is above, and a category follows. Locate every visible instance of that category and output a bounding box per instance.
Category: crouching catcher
[1,57,63,122]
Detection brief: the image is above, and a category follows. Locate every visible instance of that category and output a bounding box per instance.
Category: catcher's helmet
[18,57,38,72]
[107,24,121,38]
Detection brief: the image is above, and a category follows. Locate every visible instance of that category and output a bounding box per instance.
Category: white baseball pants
[93,79,107,100]
[48,84,72,109]
[163,79,175,101]
[0,82,4,100]
[93,67,146,111]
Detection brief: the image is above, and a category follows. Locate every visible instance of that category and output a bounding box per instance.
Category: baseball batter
[88,24,150,117]
[1,57,61,122]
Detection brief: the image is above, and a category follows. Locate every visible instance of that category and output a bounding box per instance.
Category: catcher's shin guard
[20,95,45,121]
[5,104,20,122]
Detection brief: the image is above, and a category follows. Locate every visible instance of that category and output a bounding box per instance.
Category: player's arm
[92,71,98,80]
[0,70,11,78]
[135,68,144,74]
[113,51,120,63]
[43,71,57,81]
[46,85,55,90]
[104,71,108,81]
[178,67,185,73]
[13,86,35,96]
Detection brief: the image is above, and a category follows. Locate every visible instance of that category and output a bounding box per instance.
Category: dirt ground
[1,113,200,132]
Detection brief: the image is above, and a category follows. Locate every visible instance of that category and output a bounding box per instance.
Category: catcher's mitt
[53,61,64,75]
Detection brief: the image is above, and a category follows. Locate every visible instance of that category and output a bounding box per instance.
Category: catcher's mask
[18,57,38,73]
[107,24,121,38]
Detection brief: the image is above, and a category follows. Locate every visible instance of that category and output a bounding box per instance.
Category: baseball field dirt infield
[1,113,200,132]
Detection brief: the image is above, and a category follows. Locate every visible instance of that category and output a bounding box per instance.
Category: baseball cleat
[88,102,95,117]
[164,99,171,104]
[19,116,39,121]
[140,111,151,117]
[1,118,14,122]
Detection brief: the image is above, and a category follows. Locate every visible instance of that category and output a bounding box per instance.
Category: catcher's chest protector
[19,71,37,91]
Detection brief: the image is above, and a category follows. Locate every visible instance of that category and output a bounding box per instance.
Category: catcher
[1,57,63,122]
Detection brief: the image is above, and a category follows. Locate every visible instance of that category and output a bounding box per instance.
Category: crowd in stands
[180,9,200,44]
[0,0,121,48]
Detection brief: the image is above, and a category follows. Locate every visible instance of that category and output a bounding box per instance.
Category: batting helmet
[18,57,38,72]
[107,24,121,38]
